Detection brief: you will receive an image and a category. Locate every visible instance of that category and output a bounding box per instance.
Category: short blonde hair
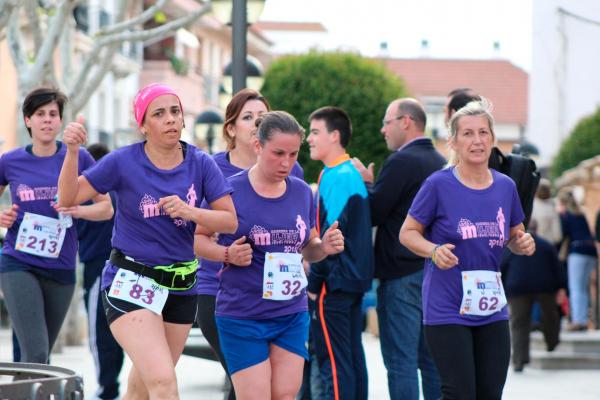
[447,98,496,166]
[557,187,581,215]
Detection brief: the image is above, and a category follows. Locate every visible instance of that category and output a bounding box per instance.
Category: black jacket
[368,138,446,280]
[501,235,566,297]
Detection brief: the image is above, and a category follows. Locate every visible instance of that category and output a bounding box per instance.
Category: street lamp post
[211,0,266,94]
[231,0,248,94]
[195,110,224,154]
[222,56,264,95]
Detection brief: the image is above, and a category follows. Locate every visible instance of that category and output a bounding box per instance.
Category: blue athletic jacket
[307,156,374,294]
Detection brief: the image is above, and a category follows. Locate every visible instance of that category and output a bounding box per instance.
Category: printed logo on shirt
[16,184,57,202]
[139,193,187,227]
[186,183,197,206]
[456,207,506,248]
[248,215,308,252]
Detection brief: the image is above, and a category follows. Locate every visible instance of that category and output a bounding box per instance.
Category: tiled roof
[254,21,328,32]
[382,58,528,125]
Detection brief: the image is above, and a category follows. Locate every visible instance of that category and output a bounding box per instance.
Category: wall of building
[0,42,19,152]
[529,0,600,165]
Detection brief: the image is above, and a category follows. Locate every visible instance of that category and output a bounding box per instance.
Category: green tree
[551,106,600,178]
[261,51,408,183]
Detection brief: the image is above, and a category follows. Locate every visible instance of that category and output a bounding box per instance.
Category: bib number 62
[479,296,499,311]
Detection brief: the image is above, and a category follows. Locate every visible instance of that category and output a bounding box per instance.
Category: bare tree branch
[70,0,126,112]
[115,4,211,45]
[71,3,210,96]
[28,0,78,85]
[24,0,43,51]
[60,18,74,88]
[96,0,170,36]
[7,8,27,78]
[0,0,18,35]
[71,47,118,112]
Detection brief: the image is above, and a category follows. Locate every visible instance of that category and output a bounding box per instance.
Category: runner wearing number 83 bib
[58,83,237,400]
[195,111,345,400]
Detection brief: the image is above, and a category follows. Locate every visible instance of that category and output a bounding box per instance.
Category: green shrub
[551,107,600,178]
[261,51,408,183]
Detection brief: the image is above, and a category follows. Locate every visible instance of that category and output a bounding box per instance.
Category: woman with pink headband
[59,83,238,399]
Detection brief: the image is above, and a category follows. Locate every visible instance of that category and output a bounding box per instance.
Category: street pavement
[1,329,600,399]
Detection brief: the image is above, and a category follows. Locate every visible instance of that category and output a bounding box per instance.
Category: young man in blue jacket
[307,106,374,400]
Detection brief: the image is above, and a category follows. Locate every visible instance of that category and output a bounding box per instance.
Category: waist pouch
[109,249,198,291]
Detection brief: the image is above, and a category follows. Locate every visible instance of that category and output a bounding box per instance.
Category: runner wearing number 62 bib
[400,99,535,400]
[195,111,344,400]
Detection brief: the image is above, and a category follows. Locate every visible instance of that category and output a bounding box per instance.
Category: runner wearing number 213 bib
[195,111,344,400]
[58,83,237,400]
[0,88,113,364]
[400,99,535,400]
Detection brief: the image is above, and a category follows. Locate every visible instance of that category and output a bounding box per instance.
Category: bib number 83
[129,283,155,304]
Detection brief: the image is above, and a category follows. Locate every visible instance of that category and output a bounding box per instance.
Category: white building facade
[529,0,600,165]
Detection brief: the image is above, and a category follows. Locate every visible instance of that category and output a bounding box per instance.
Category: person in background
[444,88,481,126]
[352,98,443,400]
[532,179,562,246]
[307,106,374,400]
[501,219,565,372]
[557,187,598,331]
[76,143,123,400]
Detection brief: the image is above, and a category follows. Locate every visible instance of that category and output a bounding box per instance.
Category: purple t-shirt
[196,151,304,296]
[82,142,232,295]
[0,145,94,271]
[216,169,314,319]
[408,167,524,326]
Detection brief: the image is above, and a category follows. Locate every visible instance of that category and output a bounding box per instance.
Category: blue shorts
[216,312,309,375]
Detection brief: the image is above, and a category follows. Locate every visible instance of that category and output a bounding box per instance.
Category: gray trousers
[1,270,74,363]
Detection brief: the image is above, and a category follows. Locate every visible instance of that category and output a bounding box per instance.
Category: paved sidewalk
[1,329,600,399]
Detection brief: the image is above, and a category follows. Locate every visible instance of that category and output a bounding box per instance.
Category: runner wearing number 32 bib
[400,100,535,400]
[0,88,113,365]
[195,111,345,400]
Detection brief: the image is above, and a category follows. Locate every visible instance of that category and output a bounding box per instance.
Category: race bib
[459,270,507,316]
[263,252,307,301]
[15,212,67,258]
[108,268,168,315]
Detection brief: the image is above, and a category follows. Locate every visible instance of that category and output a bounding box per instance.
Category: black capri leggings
[424,320,510,400]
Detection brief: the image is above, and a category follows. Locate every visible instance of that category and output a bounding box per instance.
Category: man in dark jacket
[501,219,565,372]
[353,98,444,400]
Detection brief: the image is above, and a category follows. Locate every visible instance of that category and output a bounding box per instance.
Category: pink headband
[133,83,183,127]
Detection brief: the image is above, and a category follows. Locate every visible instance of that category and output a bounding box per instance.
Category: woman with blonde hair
[557,187,597,331]
[400,99,535,399]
